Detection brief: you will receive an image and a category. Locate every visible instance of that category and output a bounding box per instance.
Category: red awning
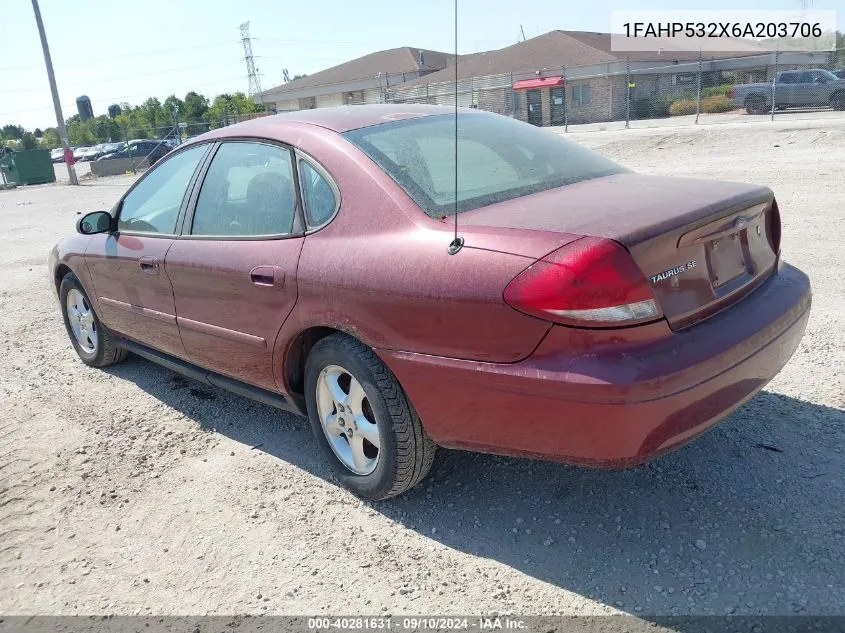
[512,76,564,90]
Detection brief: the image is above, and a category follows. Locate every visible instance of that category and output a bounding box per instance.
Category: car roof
[197,104,475,140]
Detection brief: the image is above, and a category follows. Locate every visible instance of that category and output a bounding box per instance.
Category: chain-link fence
[382,48,845,132]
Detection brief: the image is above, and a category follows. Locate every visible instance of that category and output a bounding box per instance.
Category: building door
[550,87,566,125]
[526,89,543,126]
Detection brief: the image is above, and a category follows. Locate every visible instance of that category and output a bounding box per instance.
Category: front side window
[812,70,837,82]
[117,144,207,234]
[191,142,296,236]
[299,159,337,227]
[343,112,626,218]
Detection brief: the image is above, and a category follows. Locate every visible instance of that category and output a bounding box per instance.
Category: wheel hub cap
[316,364,380,476]
[66,288,97,354]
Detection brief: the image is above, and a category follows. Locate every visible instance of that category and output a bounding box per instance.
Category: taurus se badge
[650,260,697,285]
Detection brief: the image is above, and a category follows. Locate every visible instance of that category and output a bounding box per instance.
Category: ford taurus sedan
[49,105,811,500]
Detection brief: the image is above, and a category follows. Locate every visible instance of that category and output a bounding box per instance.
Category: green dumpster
[0,159,19,186]
[0,150,55,185]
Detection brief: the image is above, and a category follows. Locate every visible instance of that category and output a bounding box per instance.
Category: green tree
[2,124,25,139]
[206,91,263,125]
[182,91,210,135]
[90,115,121,142]
[20,133,38,150]
[66,117,95,145]
[41,128,60,149]
[163,95,184,117]
[139,97,171,132]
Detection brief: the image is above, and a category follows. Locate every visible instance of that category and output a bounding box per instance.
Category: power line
[0,75,249,118]
[0,40,242,72]
[0,61,246,95]
[253,37,372,45]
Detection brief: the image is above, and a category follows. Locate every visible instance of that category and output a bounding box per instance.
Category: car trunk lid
[459,173,780,329]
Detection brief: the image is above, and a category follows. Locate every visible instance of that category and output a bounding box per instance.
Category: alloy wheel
[316,364,380,475]
[66,288,97,354]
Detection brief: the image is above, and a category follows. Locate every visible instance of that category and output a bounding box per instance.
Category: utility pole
[31,0,77,185]
[240,22,267,112]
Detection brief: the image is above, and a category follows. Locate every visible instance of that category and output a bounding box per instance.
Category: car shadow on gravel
[107,356,845,618]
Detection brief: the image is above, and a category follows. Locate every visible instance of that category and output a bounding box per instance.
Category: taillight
[503,237,662,328]
[769,199,781,255]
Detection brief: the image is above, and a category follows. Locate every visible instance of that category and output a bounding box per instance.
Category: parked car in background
[98,141,126,157]
[729,69,845,113]
[79,144,107,162]
[50,148,65,163]
[97,140,170,165]
[50,105,811,500]
[834,69,845,79]
[72,146,90,161]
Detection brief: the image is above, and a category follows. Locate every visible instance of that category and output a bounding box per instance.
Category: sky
[1,0,842,130]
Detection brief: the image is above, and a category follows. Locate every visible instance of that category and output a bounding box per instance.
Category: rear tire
[304,333,436,500]
[745,96,768,115]
[59,273,127,368]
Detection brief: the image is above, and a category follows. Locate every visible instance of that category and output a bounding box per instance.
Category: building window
[572,84,592,106]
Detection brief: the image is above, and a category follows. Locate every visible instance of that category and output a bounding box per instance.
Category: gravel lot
[1,118,843,619]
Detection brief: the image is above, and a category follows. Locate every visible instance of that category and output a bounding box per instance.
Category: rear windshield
[343,112,626,217]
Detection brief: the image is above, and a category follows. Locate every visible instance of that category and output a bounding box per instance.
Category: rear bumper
[379,263,811,466]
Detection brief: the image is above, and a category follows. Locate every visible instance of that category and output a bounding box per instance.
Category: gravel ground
[1,118,843,619]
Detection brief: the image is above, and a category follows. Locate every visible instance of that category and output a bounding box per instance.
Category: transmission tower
[240,22,265,107]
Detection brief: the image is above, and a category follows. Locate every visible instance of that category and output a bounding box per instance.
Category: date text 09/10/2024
[307,616,527,630]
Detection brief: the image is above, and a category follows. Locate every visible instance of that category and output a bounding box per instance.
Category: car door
[809,70,833,105]
[84,143,210,358]
[165,140,305,391]
[773,72,790,107]
[793,71,816,106]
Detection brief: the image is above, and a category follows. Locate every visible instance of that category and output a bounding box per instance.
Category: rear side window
[343,112,626,217]
[191,142,296,236]
[298,159,337,227]
[117,144,207,234]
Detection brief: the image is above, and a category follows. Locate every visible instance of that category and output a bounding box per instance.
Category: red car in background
[49,105,811,499]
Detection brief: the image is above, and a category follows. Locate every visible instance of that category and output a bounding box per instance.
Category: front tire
[59,273,127,368]
[304,333,436,500]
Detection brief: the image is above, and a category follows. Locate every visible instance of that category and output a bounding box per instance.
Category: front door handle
[249,265,284,288]
[139,256,159,274]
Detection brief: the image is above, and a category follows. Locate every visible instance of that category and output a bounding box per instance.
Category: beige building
[259,47,455,112]
[257,31,832,126]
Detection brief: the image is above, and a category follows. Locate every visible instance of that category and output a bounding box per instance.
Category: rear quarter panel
[267,123,563,387]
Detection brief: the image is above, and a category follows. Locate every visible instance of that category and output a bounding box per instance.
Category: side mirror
[77,211,113,235]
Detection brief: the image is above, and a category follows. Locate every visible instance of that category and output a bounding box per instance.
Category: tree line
[1,90,264,150]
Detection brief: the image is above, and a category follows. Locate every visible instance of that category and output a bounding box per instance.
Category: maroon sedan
[49,105,811,499]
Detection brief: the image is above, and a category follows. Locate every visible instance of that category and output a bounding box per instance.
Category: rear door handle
[249,265,284,288]
[139,256,159,274]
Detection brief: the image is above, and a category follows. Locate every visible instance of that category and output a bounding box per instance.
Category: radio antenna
[447,0,464,255]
